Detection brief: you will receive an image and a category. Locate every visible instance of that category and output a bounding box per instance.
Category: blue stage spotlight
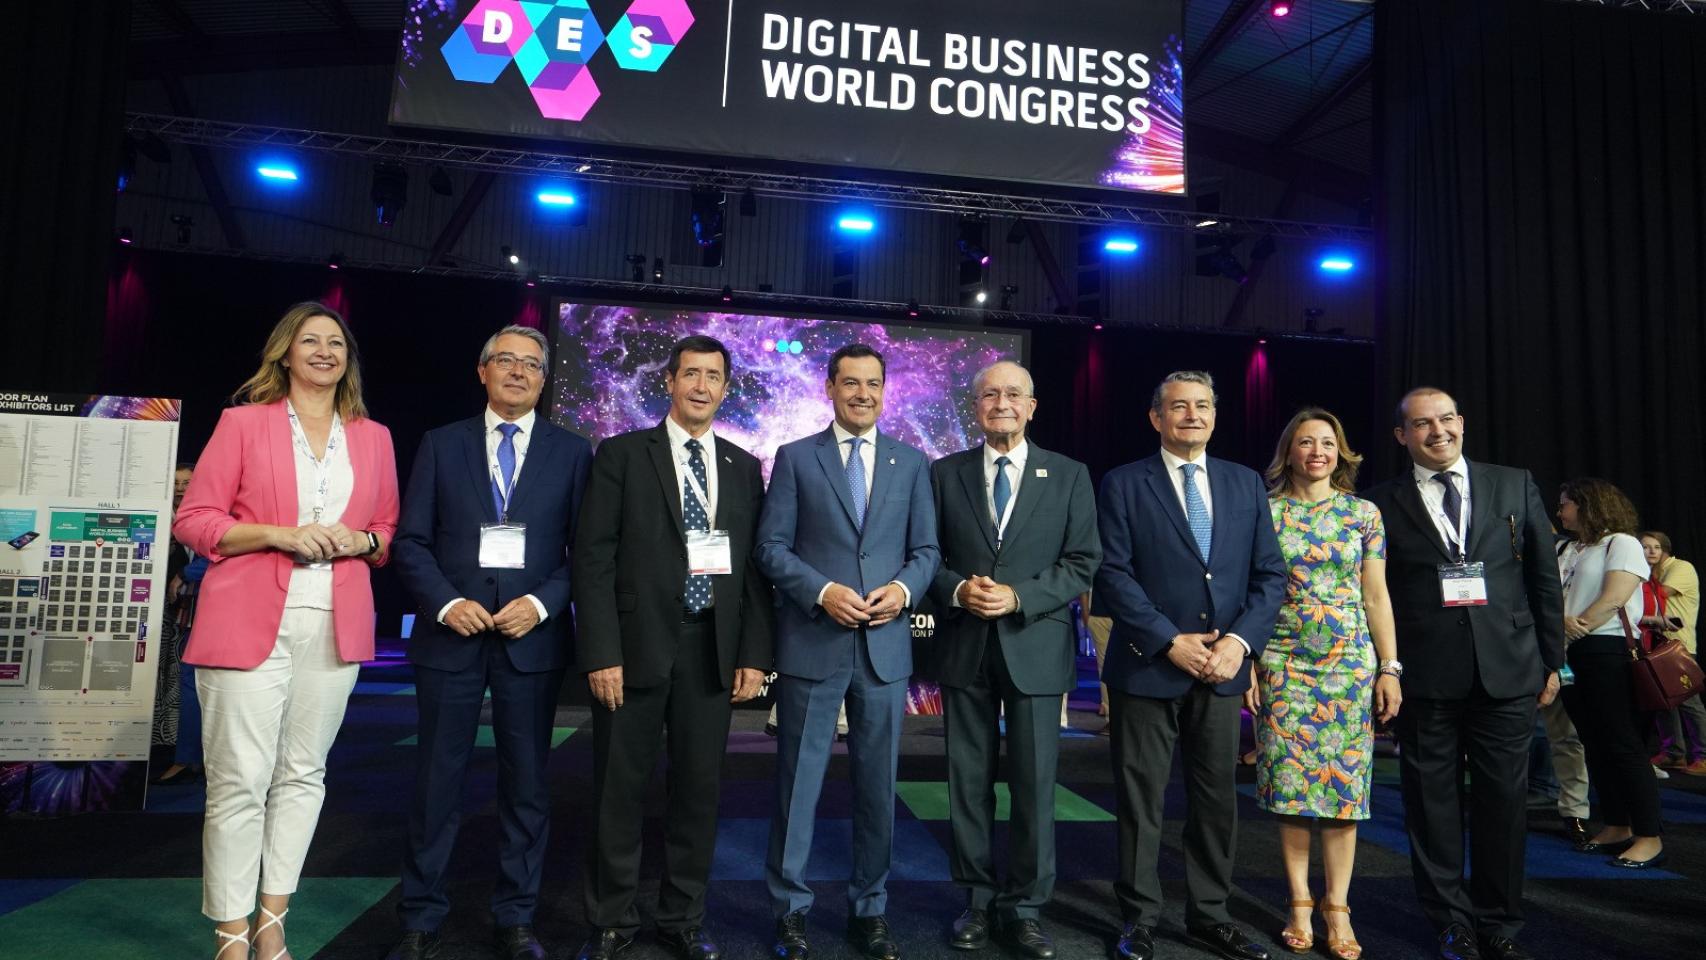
[1319,255,1357,273]
[835,213,876,234]
[536,190,578,207]
[1104,237,1140,255]
[256,163,299,182]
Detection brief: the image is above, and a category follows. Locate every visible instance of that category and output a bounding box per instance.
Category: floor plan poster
[0,392,180,815]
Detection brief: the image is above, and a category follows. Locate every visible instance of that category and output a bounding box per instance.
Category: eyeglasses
[488,353,544,375]
[977,389,1031,404]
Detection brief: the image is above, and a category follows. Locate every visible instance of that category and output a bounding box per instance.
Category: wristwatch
[1378,658,1404,678]
[364,530,380,556]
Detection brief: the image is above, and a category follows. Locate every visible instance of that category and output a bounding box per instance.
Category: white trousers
[197,607,359,921]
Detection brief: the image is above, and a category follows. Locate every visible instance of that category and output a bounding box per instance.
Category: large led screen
[392,0,1186,194]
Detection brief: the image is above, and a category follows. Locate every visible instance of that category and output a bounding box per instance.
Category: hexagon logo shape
[529,64,602,121]
[441,0,534,83]
[515,0,606,84]
[608,0,694,72]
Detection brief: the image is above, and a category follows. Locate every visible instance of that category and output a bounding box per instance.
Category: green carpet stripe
[895,781,1113,822]
[0,877,394,959]
[396,725,577,748]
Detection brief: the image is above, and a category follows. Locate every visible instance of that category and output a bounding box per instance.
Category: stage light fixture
[690,189,727,268]
[999,284,1018,310]
[428,166,453,197]
[1319,256,1356,273]
[739,187,758,217]
[625,253,646,282]
[526,271,539,287]
[720,285,734,303]
[371,164,408,226]
[974,290,988,305]
[575,163,593,173]
[117,227,133,245]
[836,214,876,233]
[1195,218,1220,229]
[328,252,345,270]
[957,219,990,265]
[1006,219,1027,244]
[170,214,194,245]
[256,162,299,182]
[1271,1,1292,18]
[1093,323,1104,331]
[1104,238,1140,255]
[653,257,664,282]
[906,298,920,318]
[502,245,520,265]
[536,190,577,207]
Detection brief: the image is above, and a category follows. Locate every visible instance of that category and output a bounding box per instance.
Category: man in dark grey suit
[1363,388,1564,960]
[928,361,1101,960]
[1095,371,1286,960]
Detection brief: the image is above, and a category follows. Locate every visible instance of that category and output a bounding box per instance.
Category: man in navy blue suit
[388,325,592,960]
[1094,371,1285,960]
[756,344,940,960]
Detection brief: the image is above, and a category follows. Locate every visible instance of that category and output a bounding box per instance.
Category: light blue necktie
[1181,462,1212,564]
[683,438,712,612]
[492,422,519,518]
[992,456,1012,540]
[844,437,867,529]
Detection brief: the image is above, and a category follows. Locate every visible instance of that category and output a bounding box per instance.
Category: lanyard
[488,426,528,521]
[285,400,344,524]
[678,442,714,522]
[1431,474,1470,561]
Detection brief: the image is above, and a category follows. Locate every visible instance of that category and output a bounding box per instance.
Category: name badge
[479,522,527,569]
[687,529,733,576]
[1438,562,1488,607]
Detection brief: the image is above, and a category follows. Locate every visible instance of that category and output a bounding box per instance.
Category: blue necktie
[992,456,1012,540]
[844,437,867,529]
[492,422,520,518]
[1181,462,1212,564]
[683,438,712,612]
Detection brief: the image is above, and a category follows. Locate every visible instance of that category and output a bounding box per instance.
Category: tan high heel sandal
[1279,898,1314,953]
[1323,903,1362,960]
[212,927,249,960]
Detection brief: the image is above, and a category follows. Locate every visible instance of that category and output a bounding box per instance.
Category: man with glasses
[388,325,592,960]
[928,361,1101,958]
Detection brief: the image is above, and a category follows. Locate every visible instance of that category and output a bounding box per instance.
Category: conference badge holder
[1438,562,1488,607]
[479,522,527,569]
[687,529,733,576]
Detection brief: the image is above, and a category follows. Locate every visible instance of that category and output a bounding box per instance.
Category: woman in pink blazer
[173,301,399,960]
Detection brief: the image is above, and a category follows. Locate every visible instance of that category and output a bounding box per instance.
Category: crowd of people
[168,302,1698,960]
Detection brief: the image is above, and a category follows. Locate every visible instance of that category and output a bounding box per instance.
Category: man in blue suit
[757,344,940,960]
[1095,371,1285,960]
[388,325,592,960]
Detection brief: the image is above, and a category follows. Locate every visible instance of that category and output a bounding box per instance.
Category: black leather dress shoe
[847,915,901,960]
[1115,923,1155,960]
[774,911,810,960]
[383,930,441,960]
[1478,936,1534,960]
[1608,851,1668,870]
[1187,923,1270,960]
[1562,817,1589,845]
[660,926,719,960]
[950,908,990,950]
[496,925,548,960]
[573,928,633,960]
[1574,836,1634,855]
[1438,923,1482,960]
[1003,918,1055,960]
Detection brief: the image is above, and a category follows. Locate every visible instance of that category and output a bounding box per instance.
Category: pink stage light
[1271,1,1292,17]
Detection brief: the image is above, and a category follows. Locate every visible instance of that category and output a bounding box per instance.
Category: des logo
[440,0,695,121]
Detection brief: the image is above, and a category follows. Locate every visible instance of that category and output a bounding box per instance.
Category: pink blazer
[173,400,400,669]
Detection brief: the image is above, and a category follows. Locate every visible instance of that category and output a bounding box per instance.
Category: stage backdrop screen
[392,0,1185,194]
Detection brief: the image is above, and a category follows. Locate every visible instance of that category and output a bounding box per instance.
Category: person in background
[152,462,209,786]
[1640,530,1704,775]
[173,302,399,960]
[1248,409,1400,960]
[1555,479,1665,868]
[1080,591,1113,733]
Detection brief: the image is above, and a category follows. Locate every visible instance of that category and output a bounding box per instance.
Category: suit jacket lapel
[647,424,689,543]
[815,428,861,530]
[267,402,295,526]
[956,451,998,553]
[710,435,738,528]
[864,434,897,532]
[504,419,551,518]
[1393,473,1451,562]
[999,446,1047,550]
[464,418,498,523]
[1144,457,1202,566]
[1206,457,1233,565]
[1466,460,1497,558]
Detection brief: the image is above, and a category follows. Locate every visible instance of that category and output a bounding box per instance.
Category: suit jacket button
[860,552,868,559]
[485,577,495,585]
[1205,572,1214,581]
[1199,613,1208,621]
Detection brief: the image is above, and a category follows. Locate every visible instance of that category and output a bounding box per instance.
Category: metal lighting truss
[124,112,1372,242]
[1552,0,1705,10]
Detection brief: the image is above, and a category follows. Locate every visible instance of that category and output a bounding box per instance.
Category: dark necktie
[683,438,711,612]
[993,456,1012,539]
[1433,472,1465,557]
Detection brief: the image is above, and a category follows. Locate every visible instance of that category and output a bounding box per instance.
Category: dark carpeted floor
[2,657,1703,959]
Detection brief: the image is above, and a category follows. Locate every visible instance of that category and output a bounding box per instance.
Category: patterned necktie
[492,422,520,518]
[844,436,867,529]
[1433,472,1465,557]
[993,456,1012,538]
[683,438,712,612]
[1181,462,1212,564]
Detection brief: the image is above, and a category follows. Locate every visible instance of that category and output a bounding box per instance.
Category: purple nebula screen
[549,303,1026,469]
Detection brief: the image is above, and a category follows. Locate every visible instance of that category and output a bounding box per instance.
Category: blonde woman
[1246,409,1401,960]
[174,302,399,959]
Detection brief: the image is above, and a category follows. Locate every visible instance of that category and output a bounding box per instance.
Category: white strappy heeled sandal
[253,905,291,960]
[212,927,250,960]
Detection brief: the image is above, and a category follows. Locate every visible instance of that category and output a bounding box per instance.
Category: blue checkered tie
[683,438,712,612]
[844,437,867,529]
[492,422,519,518]
[1181,463,1212,564]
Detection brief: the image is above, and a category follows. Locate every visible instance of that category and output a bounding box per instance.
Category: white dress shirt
[816,422,910,609]
[1412,457,1472,558]
[664,415,719,525]
[1157,446,1248,655]
[282,405,353,611]
[436,406,548,627]
[950,440,1028,610]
